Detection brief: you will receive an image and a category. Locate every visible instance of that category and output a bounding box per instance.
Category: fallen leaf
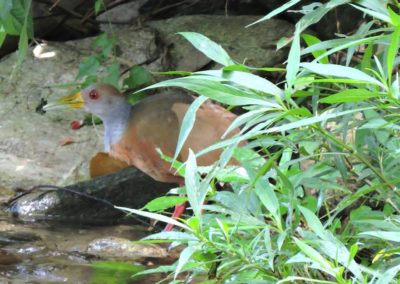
[59,138,75,146]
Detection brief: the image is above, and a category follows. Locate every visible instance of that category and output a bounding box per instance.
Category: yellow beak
[43,91,84,111]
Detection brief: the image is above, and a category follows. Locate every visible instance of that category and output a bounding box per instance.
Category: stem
[313,125,400,197]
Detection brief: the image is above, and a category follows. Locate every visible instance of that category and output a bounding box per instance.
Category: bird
[44,83,242,231]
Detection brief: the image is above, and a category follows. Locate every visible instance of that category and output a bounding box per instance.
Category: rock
[96,0,149,32]
[0,249,22,265]
[8,166,174,223]
[88,236,167,260]
[148,15,293,71]
[0,231,41,246]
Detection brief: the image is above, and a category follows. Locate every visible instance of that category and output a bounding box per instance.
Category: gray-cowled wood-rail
[44,83,241,231]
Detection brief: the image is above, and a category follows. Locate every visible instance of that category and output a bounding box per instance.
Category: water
[0,211,169,283]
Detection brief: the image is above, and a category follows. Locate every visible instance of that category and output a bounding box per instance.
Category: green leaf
[115,205,191,231]
[348,243,358,264]
[175,246,197,279]
[142,231,198,241]
[76,55,101,79]
[301,34,329,64]
[91,261,145,284]
[123,65,152,89]
[297,0,349,32]
[197,70,283,96]
[286,24,301,89]
[293,237,333,271]
[1,0,25,34]
[173,96,208,164]
[91,261,144,273]
[246,0,300,27]
[155,148,186,177]
[216,218,229,241]
[0,28,6,47]
[222,64,250,72]
[251,169,281,226]
[388,6,400,26]
[267,106,376,133]
[298,206,328,240]
[179,32,234,66]
[185,150,202,218]
[102,63,120,88]
[93,32,114,57]
[15,0,32,66]
[16,17,28,65]
[0,0,12,22]
[187,217,200,233]
[376,264,400,284]
[142,196,187,212]
[133,265,175,277]
[300,62,385,88]
[319,89,382,103]
[94,0,102,15]
[301,34,386,63]
[350,4,391,24]
[142,76,280,108]
[93,33,108,48]
[386,24,400,86]
[358,231,400,242]
[361,42,373,72]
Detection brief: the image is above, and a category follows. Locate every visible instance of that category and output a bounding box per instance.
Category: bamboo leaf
[179,32,234,66]
[320,89,382,103]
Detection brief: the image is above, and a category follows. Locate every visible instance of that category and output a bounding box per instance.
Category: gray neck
[102,104,131,151]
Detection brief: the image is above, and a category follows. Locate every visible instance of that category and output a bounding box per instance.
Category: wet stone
[0,231,41,246]
[87,237,168,261]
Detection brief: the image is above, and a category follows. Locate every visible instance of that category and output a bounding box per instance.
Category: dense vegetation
[128,1,400,282]
[2,0,400,283]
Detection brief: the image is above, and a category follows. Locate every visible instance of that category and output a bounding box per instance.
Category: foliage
[8,0,398,282]
[0,0,33,67]
[113,0,400,283]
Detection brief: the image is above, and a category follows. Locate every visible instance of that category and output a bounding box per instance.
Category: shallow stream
[0,207,173,283]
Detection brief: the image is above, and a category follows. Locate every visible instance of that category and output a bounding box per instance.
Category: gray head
[79,83,129,120]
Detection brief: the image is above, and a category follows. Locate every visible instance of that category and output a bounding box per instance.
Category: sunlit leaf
[102,63,120,88]
[320,89,382,103]
[300,62,385,88]
[179,32,234,66]
[76,55,101,79]
[246,0,300,27]
[286,24,301,89]
[302,34,329,64]
[123,65,152,89]
[386,24,400,85]
[175,246,197,279]
[173,96,208,164]
[142,196,188,212]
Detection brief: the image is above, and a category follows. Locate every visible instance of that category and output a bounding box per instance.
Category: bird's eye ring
[88,90,99,100]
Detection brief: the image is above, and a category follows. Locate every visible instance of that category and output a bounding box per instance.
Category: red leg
[164,200,187,232]
[163,185,206,231]
[164,184,187,232]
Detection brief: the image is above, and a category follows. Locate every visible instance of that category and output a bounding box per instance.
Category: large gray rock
[148,15,293,71]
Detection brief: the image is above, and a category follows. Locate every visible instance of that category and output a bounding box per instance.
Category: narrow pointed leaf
[173,96,208,164]
[179,32,234,66]
[300,62,385,88]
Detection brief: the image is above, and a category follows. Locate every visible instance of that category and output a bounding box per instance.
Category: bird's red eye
[88,90,99,100]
